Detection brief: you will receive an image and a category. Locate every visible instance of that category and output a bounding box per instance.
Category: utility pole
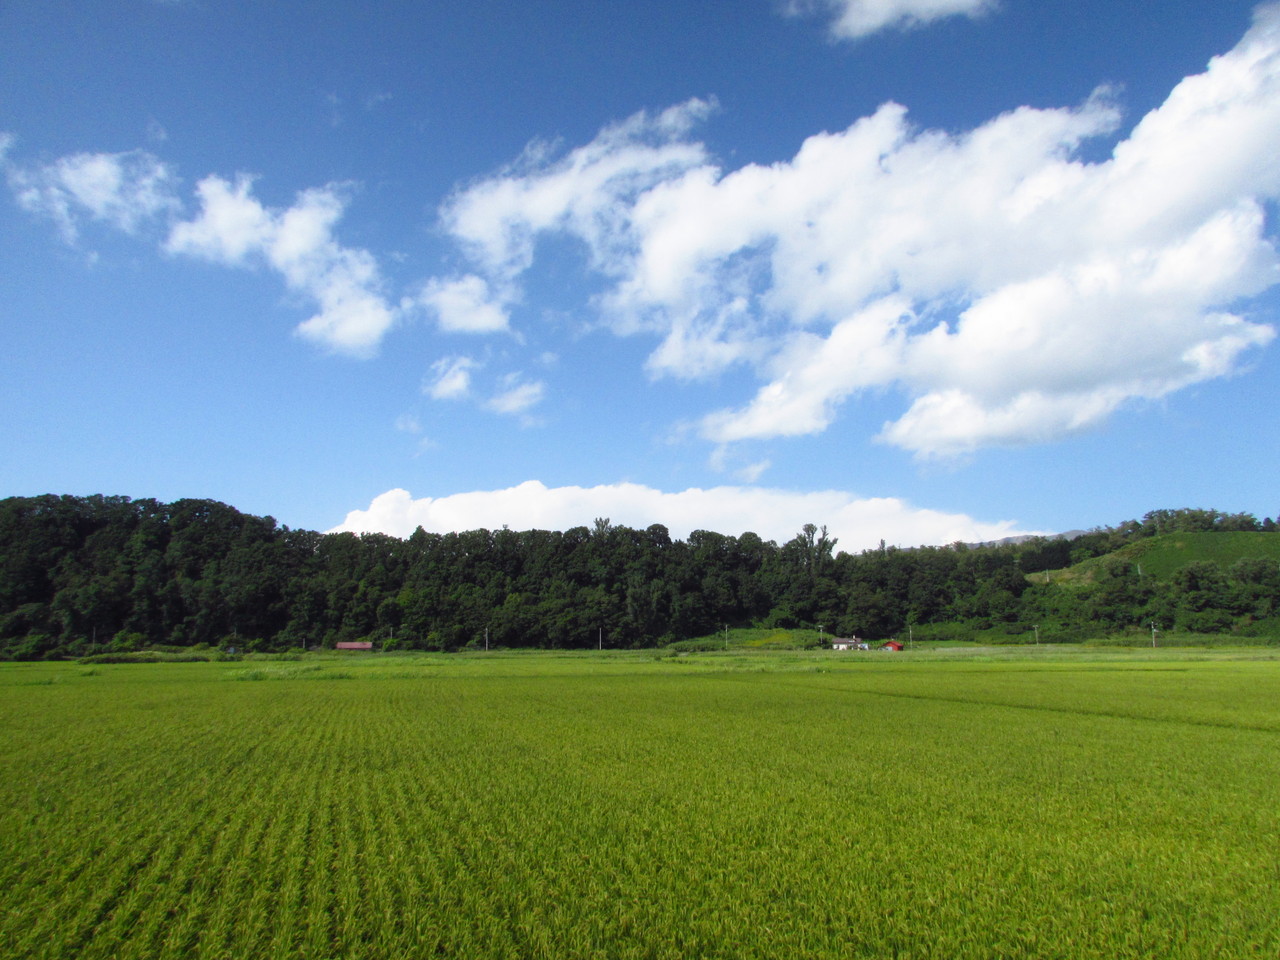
[598,626,602,651]
[724,624,729,650]
[1033,624,1040,645]
[485,627,489,651]
[1150,621,1158,648]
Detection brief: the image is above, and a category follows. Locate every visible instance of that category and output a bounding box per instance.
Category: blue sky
[3,0,1278,550]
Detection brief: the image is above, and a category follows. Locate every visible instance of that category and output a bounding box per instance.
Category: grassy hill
[1041,531,1280,585]
[664,627,825,651]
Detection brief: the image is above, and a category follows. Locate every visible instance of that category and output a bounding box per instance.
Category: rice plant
[1,652,1277,958]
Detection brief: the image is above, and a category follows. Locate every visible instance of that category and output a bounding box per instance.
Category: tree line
[1,495,1277,658]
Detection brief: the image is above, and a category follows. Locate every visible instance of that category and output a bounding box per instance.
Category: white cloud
[166,174,268,262]
[394,413,422,434]
[7,148,179,242]
[167,175,397,356]
[425,355,478,400]
[701,296,912,442]
[330,481,1034,551]
[438,98,715,283]
[786,0,995,40]
[737,460,772,483]
[424,358,545,422]
[431,7,1280,457]
[485,374,546,417]
[417,274,509,333]
[4,140,400,356]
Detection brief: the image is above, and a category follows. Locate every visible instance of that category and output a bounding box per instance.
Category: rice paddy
[2,648,1278,958]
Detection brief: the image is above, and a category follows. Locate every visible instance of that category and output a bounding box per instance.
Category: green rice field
[2,647,1278,959]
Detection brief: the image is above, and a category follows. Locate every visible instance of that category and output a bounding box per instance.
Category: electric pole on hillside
[1150,621,1158,648]
[598,626,602,651]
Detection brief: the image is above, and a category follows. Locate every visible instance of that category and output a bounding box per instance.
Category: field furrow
[1,655,1278,959]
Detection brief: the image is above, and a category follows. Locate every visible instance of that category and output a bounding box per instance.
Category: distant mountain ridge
[967,530,1088,549]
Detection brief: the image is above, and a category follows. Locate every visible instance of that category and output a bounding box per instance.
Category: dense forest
[2,495,1279,659]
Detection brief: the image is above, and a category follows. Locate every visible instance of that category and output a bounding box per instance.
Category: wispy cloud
[7,147,180,243]
[438,98,716,284]
[426,6,1280,457]
[785,0,996,41]
[736,459,772,483]
[4,143,400,357]
[424,355,479,400]
[331,481,1035,551]
[423,357,547,424]
[394,413,423,433]
[484,374,546,420]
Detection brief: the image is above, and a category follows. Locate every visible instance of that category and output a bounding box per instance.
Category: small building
[880,640,904,652]
[831,637,868,651]
[335,641,373,651]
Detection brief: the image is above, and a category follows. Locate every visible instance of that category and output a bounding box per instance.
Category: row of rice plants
[1,658,1278,957]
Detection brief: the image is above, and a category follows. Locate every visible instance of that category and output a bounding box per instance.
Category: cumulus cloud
[7,148,180,242]
[167,175,397,356]
[701,296,913,442]
[416,274,510,333]
[786,0,995,41]
[330,481,1033,551]
[4,140,400,356]
[429,7,1280,457]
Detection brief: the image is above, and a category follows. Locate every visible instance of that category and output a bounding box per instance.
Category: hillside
[3,496,1279,656]
[1042,532,1280,586]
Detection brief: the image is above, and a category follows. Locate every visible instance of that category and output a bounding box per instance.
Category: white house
[831,637,868,651]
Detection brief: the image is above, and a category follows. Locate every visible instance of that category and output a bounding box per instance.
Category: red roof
[881,641,903,651]
[335,641,373,650]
